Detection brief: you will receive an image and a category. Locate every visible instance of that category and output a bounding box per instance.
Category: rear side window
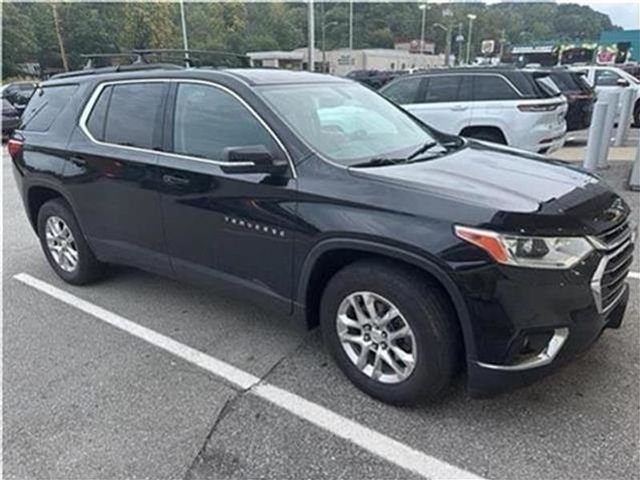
[85,86,111,141]
[381,77,422,104]
[473,75,519,101]
[103,83,167,149]
[171,83,276,161]
[421,76,462,103]
[21,84,78,132]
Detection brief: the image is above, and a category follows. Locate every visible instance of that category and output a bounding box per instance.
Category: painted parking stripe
[629,271,640,280]
[14,273,484,480]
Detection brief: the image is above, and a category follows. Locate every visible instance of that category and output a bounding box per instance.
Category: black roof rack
[49,49,250,80]
[48,48,251,80]
[50,62,183,80]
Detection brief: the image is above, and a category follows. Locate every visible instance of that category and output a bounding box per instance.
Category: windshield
[258,82,439,166]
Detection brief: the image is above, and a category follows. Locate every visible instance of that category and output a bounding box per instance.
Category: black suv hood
[350,141,627,235]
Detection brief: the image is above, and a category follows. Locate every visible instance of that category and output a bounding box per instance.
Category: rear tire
[37,198,106,285]
[320,260,461,405]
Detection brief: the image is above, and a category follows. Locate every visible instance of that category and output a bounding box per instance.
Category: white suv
[570,65,640,126]
[380,68,568,154]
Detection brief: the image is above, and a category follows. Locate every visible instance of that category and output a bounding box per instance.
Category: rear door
[470,74,521,137]
[157,80,297,314]
[65,80,171,275]
[411,74,472,135]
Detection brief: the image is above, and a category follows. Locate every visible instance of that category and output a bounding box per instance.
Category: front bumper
[456,225,634,397]
[466,284,628,396]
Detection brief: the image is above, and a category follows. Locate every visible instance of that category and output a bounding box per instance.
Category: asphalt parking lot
[3,146,639,479]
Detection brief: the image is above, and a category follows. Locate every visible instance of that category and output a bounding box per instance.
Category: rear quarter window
[20,84,78,132]
[472,75,520,101]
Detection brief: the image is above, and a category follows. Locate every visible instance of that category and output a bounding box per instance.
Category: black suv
[9,67,634,404]
[545,69,596,131]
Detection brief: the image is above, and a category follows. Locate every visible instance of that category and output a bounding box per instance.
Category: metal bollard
[630,135,640,191]
[614,88,634,147]
[598,90,620,169]
[583,100,608,171]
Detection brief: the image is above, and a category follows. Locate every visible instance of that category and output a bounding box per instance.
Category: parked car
[9,67,634,404]
[1,81,37,115]
[2,98,21,138]
[380,67,568,154]
[571,65,640,126]
[543,69,596,131]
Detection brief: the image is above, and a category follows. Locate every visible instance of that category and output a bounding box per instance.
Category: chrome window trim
[476,327,569,371]
[78,77,297,178]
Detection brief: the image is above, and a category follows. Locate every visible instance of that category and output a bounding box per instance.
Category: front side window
[172,83,277,161]
[380,76,422,104]
[595,69,623,86]
[421,76,462,103]
[259,82,438,166]
[473,75,520,101]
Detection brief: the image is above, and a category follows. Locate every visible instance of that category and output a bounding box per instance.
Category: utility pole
[419,4,427,54]
[348,0,353,69]
[308,0,315,72]
[51,4,69,72]
[179,0,190,67]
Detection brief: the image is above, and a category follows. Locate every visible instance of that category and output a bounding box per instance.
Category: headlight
[454,225,594,269]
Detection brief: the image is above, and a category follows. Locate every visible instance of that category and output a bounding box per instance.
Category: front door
[157,81,297,314]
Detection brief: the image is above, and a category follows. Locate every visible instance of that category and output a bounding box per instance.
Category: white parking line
[14,272,484,480]
[629,271,640,280]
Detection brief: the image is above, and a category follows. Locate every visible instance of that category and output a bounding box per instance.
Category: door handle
[162,174,190,186]
[69,156,86,166]
[450,105,468,111]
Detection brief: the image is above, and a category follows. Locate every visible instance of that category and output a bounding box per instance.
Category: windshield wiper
[407,141,439,160]
[350,157,407,168]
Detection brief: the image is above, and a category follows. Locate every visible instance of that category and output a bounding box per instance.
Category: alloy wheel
[336,291,417,384]
[45,216,79,272]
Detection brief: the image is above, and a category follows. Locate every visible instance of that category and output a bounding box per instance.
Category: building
[247,48,445,76]
[599,30,639,63]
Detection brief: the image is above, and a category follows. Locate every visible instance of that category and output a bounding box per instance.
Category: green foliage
[2,1,620,79]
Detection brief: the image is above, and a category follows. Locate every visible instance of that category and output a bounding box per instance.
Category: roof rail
[49,63,183,80]
[49,48,250,80]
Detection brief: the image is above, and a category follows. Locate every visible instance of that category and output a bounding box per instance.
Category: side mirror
[221,145,288,175]
[616,78,630,87]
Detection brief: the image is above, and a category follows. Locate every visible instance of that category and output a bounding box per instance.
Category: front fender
[295,237,478,361]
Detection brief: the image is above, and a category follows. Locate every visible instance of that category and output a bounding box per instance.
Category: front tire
[37,198,106,285]
[320,260,461,405]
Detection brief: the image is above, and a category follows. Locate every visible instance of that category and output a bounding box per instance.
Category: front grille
[591,238,634,314]
[591,219,631,250]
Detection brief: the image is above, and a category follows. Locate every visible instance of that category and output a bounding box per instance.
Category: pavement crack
[183,391,241,480]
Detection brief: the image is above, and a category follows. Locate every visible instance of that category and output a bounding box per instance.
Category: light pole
[442,7,453,66]
[179,0,190,66]
[465,14,477,65]
[419,4,427,54]
[348,0,353,69]
[456,23,464,65]
[434,23,452,67]
[308,0,315,72]
[322,20,338,73]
